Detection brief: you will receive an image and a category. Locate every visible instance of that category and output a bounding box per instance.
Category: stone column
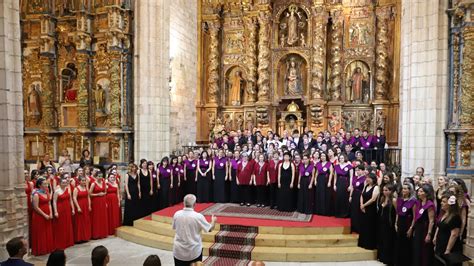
[206,19,220,105]
[329,9,343,102]
[257,11,271,103]
[374,6,391,102]
[133,0,171,161]
[400,0,448,177]
[0,0,28,258]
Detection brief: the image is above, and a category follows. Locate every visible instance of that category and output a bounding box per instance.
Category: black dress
[185,160,197,196]
[350,176,366,233]
[151,171,160,212]
[435,215,462,266]
[394,198,416,266]
[334,164,352,218]
[139,169,152,217]
[357,185,377,250]
[123,173,140,226]
[197,159,211,203]
[229,159,239,203]
[376,199,396,265]
[314,162,331,216]
[412,200,435,266]
[213,157,227,203]
[278,163,295,212]
[297,164,314,215]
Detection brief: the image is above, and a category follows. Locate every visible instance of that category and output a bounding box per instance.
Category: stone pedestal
[0,0,28,258]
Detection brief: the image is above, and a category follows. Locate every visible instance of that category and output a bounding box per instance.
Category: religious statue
[284,57,302,96]
[27,84,41,117]
[285,116,297,132]
[224,113,233,131]
[63,66,78,102]
[236,114,244,131]
[286,5,302,46]
[342,112,356,132]
[328,111,340,134]
[280,33,286,47]
[300,33,306,47]
[349,67,367,103]
[95,84,107,112]
[228,70,243,106]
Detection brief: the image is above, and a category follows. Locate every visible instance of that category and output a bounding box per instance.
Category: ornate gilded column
[257,11,271,103]
[39,14,57,129]
[311,5,328,100]
[75,10,92,128]
[244,16,258,103]
[206,19,221,105]
[374,6,391,102]
[329,9,343,102]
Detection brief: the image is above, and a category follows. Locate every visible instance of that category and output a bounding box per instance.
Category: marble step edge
[133,219,357,247]
[151,214,350,235]
[116,227,376,262]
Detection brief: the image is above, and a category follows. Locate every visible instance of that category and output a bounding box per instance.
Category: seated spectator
[143,255,161,266]
[0,236,33,266]
[91,246,109,266]
[46,250,66,266]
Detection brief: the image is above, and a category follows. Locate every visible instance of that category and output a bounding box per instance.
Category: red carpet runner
[204,225,258,266]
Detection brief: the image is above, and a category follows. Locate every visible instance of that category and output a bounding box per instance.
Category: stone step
[116,226,376,262]
[133,219,358,247]
[151,213,350,235]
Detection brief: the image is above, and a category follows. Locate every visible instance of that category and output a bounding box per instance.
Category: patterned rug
[201,203,312,222]
[203,225,258,266]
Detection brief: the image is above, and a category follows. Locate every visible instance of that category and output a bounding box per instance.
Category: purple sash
[361,136,372,148]
[396,198,417,216]
[352,175,366,191]
[214,157,226,170]
[415,200,435,222]
[184,159,197,170]
[159,166,172,179]
[299,163,314,178]
[335,164,352,177]
[316,161,331,175]
[199,159,210,170]
[230,159,239,170]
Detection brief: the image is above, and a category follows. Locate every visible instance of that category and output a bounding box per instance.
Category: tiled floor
[25,236,383,266]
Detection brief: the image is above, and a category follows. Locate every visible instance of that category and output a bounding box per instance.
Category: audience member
[91,245,109,266]
[143,255,161,266]
[46,250,66,266]
[0,237,33,266]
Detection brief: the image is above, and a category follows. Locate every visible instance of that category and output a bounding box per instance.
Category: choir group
[25,127,469,266]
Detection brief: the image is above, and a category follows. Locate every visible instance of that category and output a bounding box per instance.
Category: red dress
[25,181,33,217]
[74,187,92,242]
[31,192,54,256]
[53,189,74,249]
[91,181,109,239]
[106,183,121,235]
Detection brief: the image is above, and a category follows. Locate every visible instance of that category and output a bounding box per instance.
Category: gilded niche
[278,4,309,48]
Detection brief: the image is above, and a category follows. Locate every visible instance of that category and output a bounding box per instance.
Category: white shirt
[172,208,212,261]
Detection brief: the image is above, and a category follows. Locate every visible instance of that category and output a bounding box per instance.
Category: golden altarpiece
[21,0,133,163]
[197,0,401,146]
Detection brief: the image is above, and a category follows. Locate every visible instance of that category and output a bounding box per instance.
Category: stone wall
[400,0,449,178]
[133,0,171,162]
[169,0,198,153]
[0,0,27,258]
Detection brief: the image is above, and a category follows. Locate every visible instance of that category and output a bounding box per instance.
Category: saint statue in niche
[349,67,368,103]
[280,5,307,47]
[27,84,41,117]
[284,57,302,96]
[62,64,78,102]
[228,70,244,106]
[95,84,107,113]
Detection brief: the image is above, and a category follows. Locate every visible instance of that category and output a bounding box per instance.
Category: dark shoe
[261,205,265,208]
[246,203,251,207]
[256,204,261,207]
[240,203,244,206]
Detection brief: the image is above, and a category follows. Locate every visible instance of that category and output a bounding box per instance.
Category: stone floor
[25,236,383,266]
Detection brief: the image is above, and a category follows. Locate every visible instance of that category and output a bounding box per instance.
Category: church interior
[0,0,473,265]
